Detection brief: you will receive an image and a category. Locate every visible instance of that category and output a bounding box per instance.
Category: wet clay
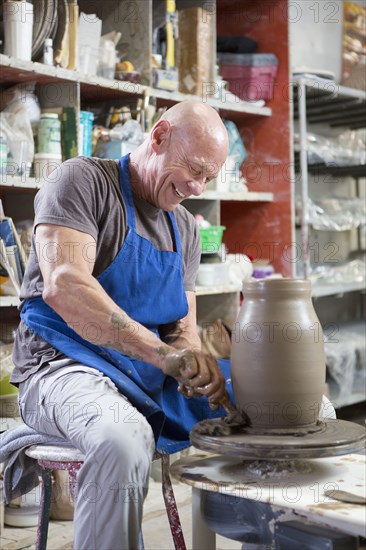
[194,417,325,438]
[195,407,251,437]
[231,279,326,429]
[243,459,313,478]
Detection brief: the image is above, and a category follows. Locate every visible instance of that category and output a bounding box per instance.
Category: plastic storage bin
[219,53,278,101]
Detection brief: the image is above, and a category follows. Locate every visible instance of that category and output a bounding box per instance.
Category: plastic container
[37,113,62,155]
[0,135,8,174]
[196,262,230,287]
[200,226,226,254]
[219,53,278,101]
[4,487,40,527]
[97,40,116,79]
[79,111,94,156]
[34,153,62,181]
[252,264,275,279]
[43,38,54,66]
[3,1,34,61]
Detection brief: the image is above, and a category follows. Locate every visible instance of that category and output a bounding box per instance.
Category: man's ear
[151,120,171,152]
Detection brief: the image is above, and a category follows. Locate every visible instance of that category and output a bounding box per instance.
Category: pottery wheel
[190,419,366,459]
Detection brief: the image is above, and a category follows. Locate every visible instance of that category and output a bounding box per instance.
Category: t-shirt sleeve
[183,218,201,292]
[34,157,104,242]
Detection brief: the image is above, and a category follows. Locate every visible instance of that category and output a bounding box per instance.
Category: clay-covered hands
[162,348,230,409]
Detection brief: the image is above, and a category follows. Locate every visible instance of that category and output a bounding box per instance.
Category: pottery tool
[323,489,366,505]
[193,396,251,437]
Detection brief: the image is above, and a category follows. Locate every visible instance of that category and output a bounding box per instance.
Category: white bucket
[3,1,34,61]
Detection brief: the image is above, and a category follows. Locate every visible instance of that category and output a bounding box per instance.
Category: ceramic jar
[231,279,325,429]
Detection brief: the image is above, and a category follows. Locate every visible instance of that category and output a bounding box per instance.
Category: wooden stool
[25,444,186,550]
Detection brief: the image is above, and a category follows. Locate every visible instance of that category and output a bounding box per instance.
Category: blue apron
[21,155,233,453]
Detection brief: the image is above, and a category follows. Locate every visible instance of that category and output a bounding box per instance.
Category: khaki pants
[18,360,155,550]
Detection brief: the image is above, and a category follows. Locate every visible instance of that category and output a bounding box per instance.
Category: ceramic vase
[231,279,326,429]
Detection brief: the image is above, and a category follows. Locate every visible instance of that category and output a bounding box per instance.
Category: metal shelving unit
[293,76,366,129]
[325,319,365,410]
[294,76,366,409]
[293,75,366,279]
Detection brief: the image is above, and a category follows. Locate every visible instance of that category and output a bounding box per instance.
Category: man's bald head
[160,100,229,154]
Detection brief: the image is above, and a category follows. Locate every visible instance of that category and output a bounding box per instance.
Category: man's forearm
[43,271,172,370]
[159,321,202,351]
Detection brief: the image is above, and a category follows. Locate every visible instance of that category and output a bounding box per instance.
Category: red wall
[217,0,293,276]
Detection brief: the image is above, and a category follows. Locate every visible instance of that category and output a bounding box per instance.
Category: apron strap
[167,211,183,257]
[119,155,183,257]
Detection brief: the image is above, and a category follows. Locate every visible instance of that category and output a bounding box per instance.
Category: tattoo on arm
[104,340,145,362]
[110,311,130,330]
[106,313,171,363]
[156,345,171,357]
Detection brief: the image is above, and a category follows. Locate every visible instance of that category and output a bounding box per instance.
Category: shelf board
[0,55,272,116]
[307,164,366,178]
[0,176,40,189]
[0,54,79,84]
[293,76,366,129]
[152,87,272,117]
[185,190,274,202]
[195,284,241,296]
[0,296,20,307]
[294,152,366,178]
[0,54,148,98]
[0,178,274,201]
[312,281,365,298]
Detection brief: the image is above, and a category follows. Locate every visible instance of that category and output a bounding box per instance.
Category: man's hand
[162,348,229,408]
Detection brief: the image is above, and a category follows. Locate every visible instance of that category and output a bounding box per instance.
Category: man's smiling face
[128,101,229,211]
[147,122,228,211]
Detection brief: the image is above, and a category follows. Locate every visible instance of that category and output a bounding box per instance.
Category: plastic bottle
[43,38,54,66]
[0,134,8,174]
[37,113,62,155]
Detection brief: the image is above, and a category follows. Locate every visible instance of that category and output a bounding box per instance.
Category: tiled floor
[1,477,242,550]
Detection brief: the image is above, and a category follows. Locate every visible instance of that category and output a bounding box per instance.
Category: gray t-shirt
[11,156,201,384]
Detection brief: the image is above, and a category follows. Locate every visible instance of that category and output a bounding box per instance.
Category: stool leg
[192,487,216,550]
[36,468,53,550]
[160,454,186,550]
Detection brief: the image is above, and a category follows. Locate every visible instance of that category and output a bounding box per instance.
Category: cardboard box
[177,7,214,96]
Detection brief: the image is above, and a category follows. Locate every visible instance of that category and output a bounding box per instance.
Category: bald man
[12,101,232,549]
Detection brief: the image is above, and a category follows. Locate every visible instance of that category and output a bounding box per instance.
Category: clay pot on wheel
[231,279,325,430]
